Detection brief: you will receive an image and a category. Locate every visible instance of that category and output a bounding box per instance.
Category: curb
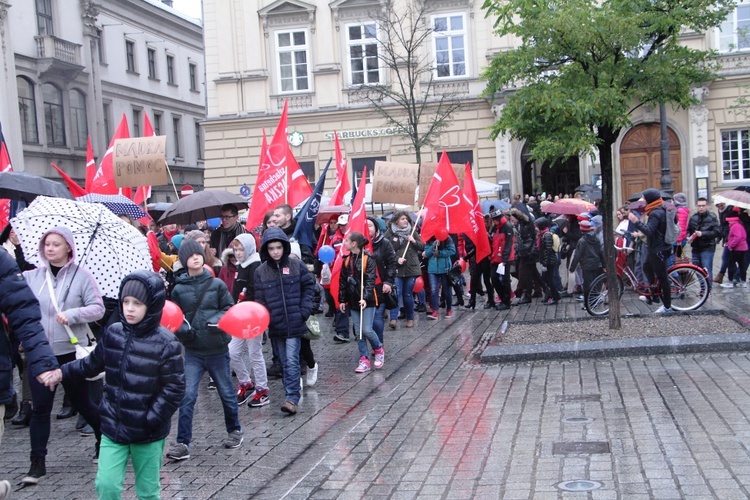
[480,333,750,363]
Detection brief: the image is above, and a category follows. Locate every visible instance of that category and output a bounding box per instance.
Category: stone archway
[620,123,682,201]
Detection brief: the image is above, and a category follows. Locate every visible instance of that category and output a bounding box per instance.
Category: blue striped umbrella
[77,193,148,220]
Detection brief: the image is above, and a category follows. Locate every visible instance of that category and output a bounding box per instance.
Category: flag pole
[400,175,435,260]
[164,160,180,199]
[359,251,364,341]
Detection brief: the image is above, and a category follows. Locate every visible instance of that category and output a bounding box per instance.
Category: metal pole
[659,104,673,194]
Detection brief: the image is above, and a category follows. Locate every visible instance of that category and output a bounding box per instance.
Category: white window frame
[432,12,468,79]
[721,128,750,181]
[275,29,310,93]
[719,0,750,53]
[346,22,381,86]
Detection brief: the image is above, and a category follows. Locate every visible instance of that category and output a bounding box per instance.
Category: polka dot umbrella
[11,196,152,298]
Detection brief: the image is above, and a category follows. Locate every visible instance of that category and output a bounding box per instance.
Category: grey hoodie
[23,226,105,355]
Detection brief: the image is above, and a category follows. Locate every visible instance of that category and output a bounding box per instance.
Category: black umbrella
[627,189,672,202]
[0,171,74,203]
[574,184,597,192]
[158,190,248,225]
[146,202,173,221]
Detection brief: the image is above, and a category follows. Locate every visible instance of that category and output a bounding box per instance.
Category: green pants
[96,435,165,500]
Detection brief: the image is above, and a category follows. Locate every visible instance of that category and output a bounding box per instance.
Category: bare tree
[355,0,462,168]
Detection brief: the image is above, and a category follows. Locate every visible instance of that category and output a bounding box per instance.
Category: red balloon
[160,300,184,333]
[413,276,425,293]
[459,258,468,273]
[203,264,216,277]
[218,301,270,339]
[436,228,450,241]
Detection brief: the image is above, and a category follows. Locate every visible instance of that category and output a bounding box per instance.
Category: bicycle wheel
[585,274,623,317]
[668,265,709,311]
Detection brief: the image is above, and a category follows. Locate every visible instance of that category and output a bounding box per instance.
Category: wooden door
[620,124,682,201]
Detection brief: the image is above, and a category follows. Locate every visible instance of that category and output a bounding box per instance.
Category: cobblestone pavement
[2,283,749,498]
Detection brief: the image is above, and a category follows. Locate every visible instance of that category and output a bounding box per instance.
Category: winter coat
[512,208,536,259]
[727,218,749,251]
[23,226,105,356]
[384,224,424,277]
[676,207,690,242]
[210,222,246,255]
[687,211,720,252]
[490,217,515,264]
[538,229,558,268]
[171,268,234,355]
[633,206,672,255]
[231,233,261,302]
[569,233,605,272]
[0,251,58,405]
[253,227,315,339]
[62,271,185,445]
[424,238,456,274]
[217,248,236,291]
[339,250,378,308]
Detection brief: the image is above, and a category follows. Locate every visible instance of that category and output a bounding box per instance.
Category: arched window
[17,77,38,143]
[42,83,65,146]
[69,89,87,148]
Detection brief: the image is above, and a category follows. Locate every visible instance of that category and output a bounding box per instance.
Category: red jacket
[490,217,515,264]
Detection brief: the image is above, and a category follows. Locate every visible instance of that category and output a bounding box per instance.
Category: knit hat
[673,192,688,208]
[171,233,184,250]
[121,279,149,304]
[642,188,662,205]
[580,220,595,232]
[178,239,205,268]
[534,217,550,230]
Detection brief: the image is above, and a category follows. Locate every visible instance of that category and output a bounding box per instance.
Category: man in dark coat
[688,197,721,290]
[254,227,315,415]
[629,188,672,313]
[0,250,59,496]
[210,204,246,256]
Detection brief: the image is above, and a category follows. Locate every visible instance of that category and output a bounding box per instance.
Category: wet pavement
[2,282,750,498]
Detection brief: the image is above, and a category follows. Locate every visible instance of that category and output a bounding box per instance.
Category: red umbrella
[541,199,596,215]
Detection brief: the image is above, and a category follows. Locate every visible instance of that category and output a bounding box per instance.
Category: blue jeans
[177,351,240,445]
[390,276,416,321]
[271,337,301,404]
[428,273,452,312]
[351,307,380,358]
[372,302,387,344]
[691,249,715,290]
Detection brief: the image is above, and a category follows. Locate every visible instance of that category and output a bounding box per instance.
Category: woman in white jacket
[21,226,104,486]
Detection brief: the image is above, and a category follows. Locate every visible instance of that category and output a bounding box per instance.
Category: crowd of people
[1,188,748,498]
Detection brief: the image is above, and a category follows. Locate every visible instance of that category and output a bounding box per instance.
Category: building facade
[0,0,205,203]
[201,0,750,210]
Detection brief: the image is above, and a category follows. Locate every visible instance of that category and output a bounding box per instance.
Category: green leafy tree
[482,0,733,329]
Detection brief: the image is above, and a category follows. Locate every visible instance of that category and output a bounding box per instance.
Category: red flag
[0,126,13,229]
[462,163,491,262]
[90,114,131,197]
[51,163,88,198]
[132,113,155,207]
[84,136,96,192]
[329,132,351,206]
[329,167,369,308]
[246,102,312,230]
[420,152,477,243]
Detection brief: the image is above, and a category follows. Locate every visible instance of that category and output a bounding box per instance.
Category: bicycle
[584,243,710,316]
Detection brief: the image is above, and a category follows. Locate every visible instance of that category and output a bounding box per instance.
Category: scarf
[645,198,663,215]
[390,222,412,240]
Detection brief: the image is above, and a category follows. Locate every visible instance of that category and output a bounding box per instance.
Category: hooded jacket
[1,250,58,405]
[511,207,536,259]
[633,205,672,255]
[23,226,105,356]
[490,216,515,264]
[253,227,315,339]
[62,271,185,445]
[368,217,397,289]
[231,233,262,302]
[383,221,424,277]
[171,267,234,355]
[424,237,456,274]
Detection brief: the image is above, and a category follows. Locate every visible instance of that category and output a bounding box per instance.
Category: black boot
[12,401,32,426]
[464,297,476,310]
[4,393,17,420]
[57,392,76,420]
[22,456,46,485]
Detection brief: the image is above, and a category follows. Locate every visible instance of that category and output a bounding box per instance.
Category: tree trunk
[598,129,622,330]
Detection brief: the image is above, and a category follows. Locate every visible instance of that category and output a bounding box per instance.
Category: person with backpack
[535,218,559,305]
[628,188,673,313]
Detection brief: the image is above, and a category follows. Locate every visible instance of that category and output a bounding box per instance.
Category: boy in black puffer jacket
[61,271,185,499]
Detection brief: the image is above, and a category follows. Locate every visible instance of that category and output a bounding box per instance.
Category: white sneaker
[0,479,11,500]
[720,282,735,288]
[654,305,671,314]
[738,282,748,288]
[305,363,318,387]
